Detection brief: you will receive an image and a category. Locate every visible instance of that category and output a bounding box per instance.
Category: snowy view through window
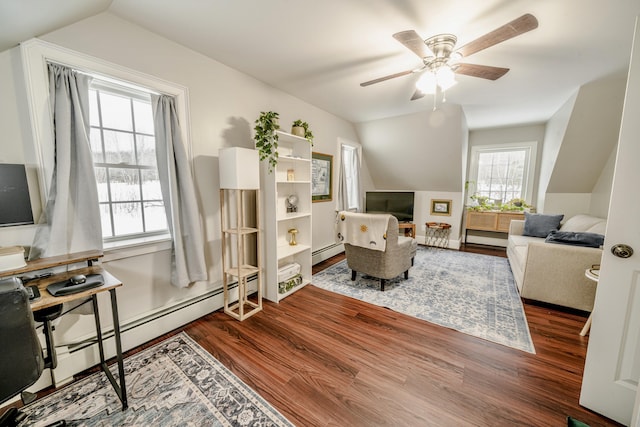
[89,85,167,240]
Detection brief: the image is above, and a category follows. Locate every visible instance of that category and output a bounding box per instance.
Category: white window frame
[468,141,537,205]
[20,39,192,250]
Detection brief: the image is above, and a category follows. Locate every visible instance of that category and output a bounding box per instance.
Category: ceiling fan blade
[454,63,510,80]
[456,13,538,58]
[410,90,425,101]
[393,30,434,58]
[360,69,414,87]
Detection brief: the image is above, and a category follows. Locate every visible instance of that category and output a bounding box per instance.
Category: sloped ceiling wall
[546,73,627,193]
[355,104,467,191]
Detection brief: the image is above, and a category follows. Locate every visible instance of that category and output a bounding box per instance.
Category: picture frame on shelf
[311,152,333,202]
[431,199,452,216]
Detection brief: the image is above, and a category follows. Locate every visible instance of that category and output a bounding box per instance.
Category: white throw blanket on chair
[336,211,389,252]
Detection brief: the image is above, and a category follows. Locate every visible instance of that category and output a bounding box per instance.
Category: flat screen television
[0,164,34,227]
[365,191,414,222]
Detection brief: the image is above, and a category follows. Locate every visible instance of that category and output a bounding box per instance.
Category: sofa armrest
[509,219,525,236]
[520,241,602,311]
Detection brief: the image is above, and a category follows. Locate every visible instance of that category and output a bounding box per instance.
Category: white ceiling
[1,0,639,129]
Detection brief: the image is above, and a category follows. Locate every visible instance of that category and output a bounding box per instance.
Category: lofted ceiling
[1,0,639,129]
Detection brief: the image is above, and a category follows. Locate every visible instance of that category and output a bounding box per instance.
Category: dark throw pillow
[523,212,564,238]
[545,231,605,248]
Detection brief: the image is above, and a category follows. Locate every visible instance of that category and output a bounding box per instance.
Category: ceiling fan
[360,14,539,102]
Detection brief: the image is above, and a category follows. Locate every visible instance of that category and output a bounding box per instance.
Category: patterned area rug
[21,332,293,426]
[312,246,535,353]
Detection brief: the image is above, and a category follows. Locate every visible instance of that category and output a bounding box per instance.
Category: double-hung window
[468,141,537,206]
[338,141,362,212]
[89,80,167,241]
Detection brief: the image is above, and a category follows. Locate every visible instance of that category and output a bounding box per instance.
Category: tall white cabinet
[261,131,312,302]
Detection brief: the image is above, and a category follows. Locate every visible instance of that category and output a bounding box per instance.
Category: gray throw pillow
[523,212,564,238]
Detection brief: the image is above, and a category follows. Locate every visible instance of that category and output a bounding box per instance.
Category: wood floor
[182,245,620,426]
[11,244,623,426]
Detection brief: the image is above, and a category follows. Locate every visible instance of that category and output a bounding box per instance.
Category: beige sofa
[507,214,606,311]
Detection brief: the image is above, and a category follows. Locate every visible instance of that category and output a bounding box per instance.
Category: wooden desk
[398,223,416,238]
[0,251,128,410]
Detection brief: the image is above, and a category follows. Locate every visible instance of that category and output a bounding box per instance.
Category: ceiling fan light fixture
[436,65,457,90]
[416,72,437,94]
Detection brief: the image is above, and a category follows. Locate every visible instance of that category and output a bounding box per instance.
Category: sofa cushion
[508,234,543,249]
[560,214,606,233]
[545,231,605,248]
[523,212,564,238]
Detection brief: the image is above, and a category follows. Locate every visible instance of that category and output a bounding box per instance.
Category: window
[468,142,537,206]
[338,141,362,211]
[89,80,167,240]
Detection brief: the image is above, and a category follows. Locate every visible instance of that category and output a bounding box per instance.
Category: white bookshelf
[261,131,312,302]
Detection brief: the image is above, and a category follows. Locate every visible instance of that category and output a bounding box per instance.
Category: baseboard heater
[312,242,344,265]
[62,275,258,354]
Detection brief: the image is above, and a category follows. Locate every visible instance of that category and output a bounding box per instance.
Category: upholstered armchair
[337,212,417,291]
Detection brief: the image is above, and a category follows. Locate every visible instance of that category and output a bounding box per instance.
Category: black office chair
[0,277,45,426]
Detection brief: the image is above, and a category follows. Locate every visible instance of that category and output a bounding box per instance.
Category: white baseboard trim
[464,235,508,247]
[312,243,344,264]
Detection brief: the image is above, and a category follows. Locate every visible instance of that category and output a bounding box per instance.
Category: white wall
[356,104,466,192]
[590,147,617,218]
[538,93,577,212]
[0,11,363,384]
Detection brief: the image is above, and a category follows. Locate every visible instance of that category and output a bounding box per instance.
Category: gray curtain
[30,63,102,259]
[152,94,207,288]
[337,143,362,212]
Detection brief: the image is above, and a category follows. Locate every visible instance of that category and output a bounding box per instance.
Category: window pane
[99,92,133,131]
[104,130,135,164]
[141,169,162,200]
[112,202,143,235]
[475,149,527,204]
[90,79,167,240]
[133,99,154,134]
[144,202,168,232]
[109,168,141,202]
[137,135,156,166]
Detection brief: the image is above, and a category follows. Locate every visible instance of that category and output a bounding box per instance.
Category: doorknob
[611,244,634,258]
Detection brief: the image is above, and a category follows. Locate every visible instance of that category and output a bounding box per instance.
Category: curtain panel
[152,94,207,288]
[30,63,103,259]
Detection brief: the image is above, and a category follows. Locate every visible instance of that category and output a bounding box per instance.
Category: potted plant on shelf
[291,119,314,145]
[254,111,280,173]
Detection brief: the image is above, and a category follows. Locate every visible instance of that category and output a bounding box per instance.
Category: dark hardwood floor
[7,244,622,426]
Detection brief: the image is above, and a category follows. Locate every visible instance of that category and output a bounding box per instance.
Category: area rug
[312,246,535,353]
[20,332,294,426]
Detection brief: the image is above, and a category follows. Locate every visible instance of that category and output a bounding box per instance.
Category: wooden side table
[398,222,416,238]
[581,267,600,336]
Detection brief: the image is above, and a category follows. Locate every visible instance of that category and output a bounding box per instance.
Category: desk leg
[91,291,128,410]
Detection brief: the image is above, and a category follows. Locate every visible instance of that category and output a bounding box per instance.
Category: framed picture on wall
[431,199,452,216]
[311,152,333,202]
